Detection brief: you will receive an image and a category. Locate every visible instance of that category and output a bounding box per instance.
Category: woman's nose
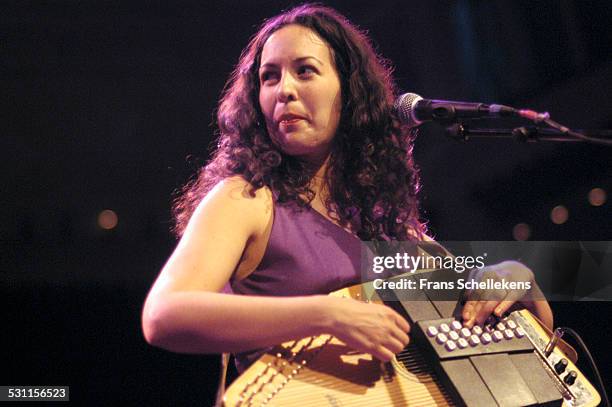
[276,73,298,103]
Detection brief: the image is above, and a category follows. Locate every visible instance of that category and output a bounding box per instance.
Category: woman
[142,4,552,372]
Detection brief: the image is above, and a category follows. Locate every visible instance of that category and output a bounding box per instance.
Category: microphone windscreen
[394,93,423,128]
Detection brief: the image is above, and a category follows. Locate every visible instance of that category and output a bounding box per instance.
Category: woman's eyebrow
[293,56,324,65]
[260,56,324,70]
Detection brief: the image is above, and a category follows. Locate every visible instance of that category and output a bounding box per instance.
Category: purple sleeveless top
[229,200,363,372]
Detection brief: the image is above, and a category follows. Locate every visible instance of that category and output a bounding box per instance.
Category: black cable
[543,118,612,146]
[516,108,612,146]
[556,327,610,407]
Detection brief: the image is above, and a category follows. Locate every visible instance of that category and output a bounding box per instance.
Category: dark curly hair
[173,3,424,241]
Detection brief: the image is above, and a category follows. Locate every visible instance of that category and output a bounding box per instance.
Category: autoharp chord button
[436,333,448,344]
[427,326,439,337]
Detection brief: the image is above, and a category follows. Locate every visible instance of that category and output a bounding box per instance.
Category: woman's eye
[298,66,316,77]
[260,71,278,83]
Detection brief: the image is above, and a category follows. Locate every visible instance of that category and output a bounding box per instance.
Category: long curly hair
[173,4,424,241]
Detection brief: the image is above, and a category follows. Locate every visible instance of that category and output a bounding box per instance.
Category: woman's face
[258,24,342,164]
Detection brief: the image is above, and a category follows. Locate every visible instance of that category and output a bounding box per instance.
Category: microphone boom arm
[445,124,612,144]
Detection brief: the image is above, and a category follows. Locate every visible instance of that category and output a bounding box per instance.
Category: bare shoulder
[185,175,273,240]
[150,176,273,294]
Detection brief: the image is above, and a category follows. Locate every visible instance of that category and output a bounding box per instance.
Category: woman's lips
[278,117,306,130]
[280,118,304,125]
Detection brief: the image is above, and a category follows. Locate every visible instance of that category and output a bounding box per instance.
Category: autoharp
[224,277,601,406]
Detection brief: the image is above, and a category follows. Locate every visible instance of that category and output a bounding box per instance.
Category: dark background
[2,1,611,405]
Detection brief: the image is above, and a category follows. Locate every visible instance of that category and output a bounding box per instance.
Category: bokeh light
[588,188,606,206]
[512,223,531,241]
[550,205,569,225]
[98,209,118,230]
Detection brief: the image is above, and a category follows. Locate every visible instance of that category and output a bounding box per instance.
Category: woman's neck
[303,154,331,198]
[299,155,357,234]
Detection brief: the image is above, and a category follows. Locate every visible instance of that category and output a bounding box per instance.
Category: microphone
[394,93,517,128]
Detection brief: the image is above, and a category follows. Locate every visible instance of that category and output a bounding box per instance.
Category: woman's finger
[494,299,516,317]
[388,327,410,348]
[472,300,500,326]
[462,300,476,321]
[374,345,396,362]
[464,298,488,327]
[393,313,410,333]
[384,335,407,354]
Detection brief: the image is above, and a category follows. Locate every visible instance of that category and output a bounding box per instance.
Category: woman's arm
[142,177,409,360]
[143,290,331,353]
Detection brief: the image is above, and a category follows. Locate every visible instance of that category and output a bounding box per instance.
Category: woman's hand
[321,296,410,362]
[462,260,550,328]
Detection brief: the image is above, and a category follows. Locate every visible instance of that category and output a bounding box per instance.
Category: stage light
[550,205,568,225]
[98,209,118,230]
[512,223,531,241]
[588,188,606,206]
